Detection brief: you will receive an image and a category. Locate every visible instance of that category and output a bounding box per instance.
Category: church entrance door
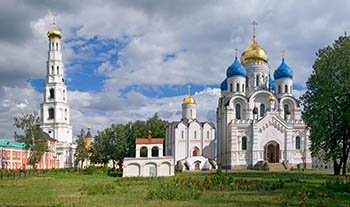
[267,144,275,163]
[265,141,280,163]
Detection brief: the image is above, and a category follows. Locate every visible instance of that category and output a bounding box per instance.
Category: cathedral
[165,86,216,171]
[40,18,75,168]
[216,23,312,169]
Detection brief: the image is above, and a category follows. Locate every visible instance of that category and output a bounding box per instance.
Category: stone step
[268,163,287,171]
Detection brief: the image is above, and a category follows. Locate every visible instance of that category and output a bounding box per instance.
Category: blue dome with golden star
[274,58,293,80]
[226,57,246,78]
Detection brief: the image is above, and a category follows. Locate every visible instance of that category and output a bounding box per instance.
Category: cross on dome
[251,20,257,39]
[52,13,57,27]
[183,84,196,104]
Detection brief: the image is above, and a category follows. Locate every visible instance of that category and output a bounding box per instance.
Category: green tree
[300,34,350,175]
[111,124,126,169]
[74,129,89,168]
[90,128,113,165]
[14,112,47,169]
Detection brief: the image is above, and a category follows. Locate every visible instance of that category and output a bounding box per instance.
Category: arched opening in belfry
[48,108,54,120]
[140,147,148,157]
[49,88,55,99]
[151,146,159,157]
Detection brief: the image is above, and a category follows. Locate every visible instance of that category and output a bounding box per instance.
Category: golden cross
[187,84,191,96]
[235,48,238,57]
[51,13,57,26]
[251,20,257,38]
[282,50,285,59]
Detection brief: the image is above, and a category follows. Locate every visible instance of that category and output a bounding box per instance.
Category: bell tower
[40,14,72,144]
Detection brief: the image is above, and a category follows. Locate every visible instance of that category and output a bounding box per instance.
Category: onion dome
[241,37,268,64]
[48,25,62,39]
[220,78,228,91]
[273,58,293,80]
[47,15,62,39]
[226,57,246,78]
[183,85,196,104]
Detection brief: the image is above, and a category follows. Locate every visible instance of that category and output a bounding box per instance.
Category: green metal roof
[0,140,26,149]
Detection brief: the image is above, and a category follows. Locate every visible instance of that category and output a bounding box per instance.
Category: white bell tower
[40,14,72,144]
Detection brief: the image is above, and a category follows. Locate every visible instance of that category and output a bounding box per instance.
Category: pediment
[256,112,289,134]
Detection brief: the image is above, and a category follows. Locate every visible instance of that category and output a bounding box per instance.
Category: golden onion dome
[47,26,62,39]
[183,85,196,104]
[241,37,268,64]
[183,95,196,104]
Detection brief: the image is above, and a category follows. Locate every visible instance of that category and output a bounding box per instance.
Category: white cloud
[1,0,350,138]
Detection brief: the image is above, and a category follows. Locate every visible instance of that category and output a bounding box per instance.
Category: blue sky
[0,0,349,138]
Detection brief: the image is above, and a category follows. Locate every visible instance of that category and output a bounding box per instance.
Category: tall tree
[14,112,47,169]
[111,124,126,169]
[74,129,89,168]
[300,34,350,175]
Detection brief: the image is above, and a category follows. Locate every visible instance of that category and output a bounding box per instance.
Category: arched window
[296,136,301,149]
[207,131,210,139]
[51,43,54,50]
[285,85,288,93]
[181,131,184,139]
[190,109,193,117]
[48,108,54,119]
[256,75,259,86]
[63,90,65,100]
[56,43,58,50]
[290,86,292,94]
[242,137,247,150]
[260,104,265,117]
[192,147,199,156]
[57,66,59,74]
[278,85,281,94]
[194,131,197,139]
[236,83,240,92]
[151,147,159,157]
[140,147,148,157]
[235,103,241,120]
[284,104,289,119]
[49,88,55,99]
[242,84,245,92]
[230,84,233,92]
[64,109,67,120]
[51,66,54,74]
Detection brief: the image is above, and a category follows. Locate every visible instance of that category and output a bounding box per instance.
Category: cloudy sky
[0,0,349,139]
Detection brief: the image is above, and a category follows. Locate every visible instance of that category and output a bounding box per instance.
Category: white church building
[216,23,312,170]
[40,18,75,168]
[165,86,216,171]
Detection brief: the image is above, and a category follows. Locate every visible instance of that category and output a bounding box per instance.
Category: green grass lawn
[0,170,349,207]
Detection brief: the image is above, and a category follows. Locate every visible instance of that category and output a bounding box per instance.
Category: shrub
[147,180,202,200]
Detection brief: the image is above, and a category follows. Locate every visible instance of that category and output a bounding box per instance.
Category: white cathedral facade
[165,87,216,171]
[40,20,75,168]
[217,27,312,169]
